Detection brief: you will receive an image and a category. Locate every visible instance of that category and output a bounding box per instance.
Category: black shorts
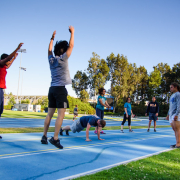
[74,113,78,116]
[48,86,69,108]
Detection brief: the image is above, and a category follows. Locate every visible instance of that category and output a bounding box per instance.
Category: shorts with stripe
[48,86,69,108]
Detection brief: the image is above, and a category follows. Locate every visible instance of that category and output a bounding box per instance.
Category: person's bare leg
[174,121,180,146]
[171,122,177,146]
[43,108,56,137]
[62,125,71,131]
[121,125,124,131]
[154,121,156,129]
[148,120,152,129]
[128,125,131,130]
[54,108,66,140]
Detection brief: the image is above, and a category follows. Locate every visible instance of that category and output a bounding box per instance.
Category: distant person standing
[166,82,180,148]
[41,26,74,149]
[94,88,111,134]
[121,97,134,133]
[145,96,159,132]
[0,43,23,139]
[73,105,78,121]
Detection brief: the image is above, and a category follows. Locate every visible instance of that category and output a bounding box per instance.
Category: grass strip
[1,110,81,119]
[74,149,180,180]
[0,125,171,134]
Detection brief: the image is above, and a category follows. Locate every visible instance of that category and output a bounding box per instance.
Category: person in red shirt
[0,43,23,139]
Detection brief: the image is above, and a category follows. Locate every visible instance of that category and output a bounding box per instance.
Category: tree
[136,66,149,100]
[87,52,109,98]
[80,89,89,103]
[8,96,16,105]
[72,71,89,97]
[148,68,161,97]
[106,53,136,112]
[21,99,30,104]
[35,97,48,108]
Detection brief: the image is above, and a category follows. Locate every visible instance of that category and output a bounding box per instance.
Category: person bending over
[41,26,74,149]
[60,115,106,141]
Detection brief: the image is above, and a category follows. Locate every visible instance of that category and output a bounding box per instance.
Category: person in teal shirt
[121,97,134,133]
[95,88,111,134]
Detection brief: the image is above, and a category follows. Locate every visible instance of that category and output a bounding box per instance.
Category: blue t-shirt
[124,102,131,115]
[48,53,72,86]
[80,115,100,128]
[96,95,107,111]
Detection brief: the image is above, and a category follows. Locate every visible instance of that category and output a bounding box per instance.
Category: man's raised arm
[66,26,74,58]
[48,31,56,57]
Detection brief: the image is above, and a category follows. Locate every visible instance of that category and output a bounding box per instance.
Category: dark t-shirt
[80,115,100,128]
[74,107,78,113]
[146,101,159,114]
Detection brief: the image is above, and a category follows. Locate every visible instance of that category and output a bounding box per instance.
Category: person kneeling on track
[60,115,106,141]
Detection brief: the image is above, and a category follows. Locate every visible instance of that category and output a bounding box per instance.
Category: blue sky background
[0,0,180,97]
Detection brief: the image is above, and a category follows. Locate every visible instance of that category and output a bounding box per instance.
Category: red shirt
[0,65,7,89]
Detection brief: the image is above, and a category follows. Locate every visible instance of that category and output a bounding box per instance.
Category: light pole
[17,49,26,104]
[20,67,26,104]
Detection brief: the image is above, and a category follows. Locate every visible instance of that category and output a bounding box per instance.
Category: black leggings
[121,114,131,126]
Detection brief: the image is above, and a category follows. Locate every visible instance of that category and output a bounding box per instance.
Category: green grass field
[0,125,171,134]
[1,110,81,119]
[74,149,180,180]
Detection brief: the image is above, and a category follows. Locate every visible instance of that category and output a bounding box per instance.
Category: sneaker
[100,131,106,134]
[0,136,2,139]
[129,129,134,132]
[41,135,48,144]
[60,128,63,136]
[121,130,124,133]
[49,137,63,149]
[147,129,150,132]
[170,144,176,148]
[154,129,156,132]
[94,130,97,134]
[66,130,69,136]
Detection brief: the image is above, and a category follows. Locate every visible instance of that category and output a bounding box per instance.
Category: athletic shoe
[147,129,150,132]
[121,130,124,133]
[0,136,2,139]
[66,130,69,136]
[154,129,156,132]
[100,131,106,134]
[60,128,63,136]
[94,130,97,134]
[170,144,176,148]
[129,129,134,132]
[41,135,48,144]
[49,137,63,149]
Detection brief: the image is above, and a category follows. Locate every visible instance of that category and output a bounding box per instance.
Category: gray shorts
[70,118,84,133]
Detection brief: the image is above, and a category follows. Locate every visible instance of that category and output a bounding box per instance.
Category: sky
[0,0,180,97]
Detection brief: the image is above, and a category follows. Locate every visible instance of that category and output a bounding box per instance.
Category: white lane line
[0,134,174,159]
[59,148,173,180]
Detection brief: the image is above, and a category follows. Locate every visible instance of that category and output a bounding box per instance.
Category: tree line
[72,52,180,115]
